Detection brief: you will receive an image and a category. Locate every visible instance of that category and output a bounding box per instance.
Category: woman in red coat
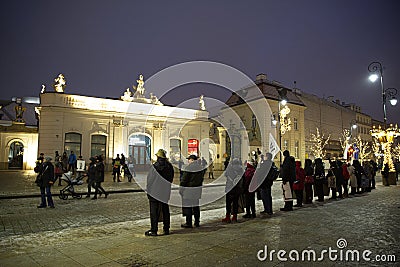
[293,161,305,207]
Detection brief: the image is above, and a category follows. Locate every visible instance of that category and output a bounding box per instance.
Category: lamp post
[273,88,291,165]
[368,62,400,184]
[368,62,398,128]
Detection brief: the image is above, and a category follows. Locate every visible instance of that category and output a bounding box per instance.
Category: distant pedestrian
[179,155,204,228]
[36,156,55,208]
[224,155,230,170]
[112,154,122,182]
[68,151,77,175]
[314,158,325,202]
[61,152,68,172]
[86,157,97,198]
[243,161,256,218]
[382,163,390,186]
[54,151,63,186]
[208,158,214,179]
[222,158,243,223]
[293,161,305,207]
[92,156,108,199]
[304,159,314,204]
[145,149,174,236]
[128,157,137,177]
[370,160,378,189]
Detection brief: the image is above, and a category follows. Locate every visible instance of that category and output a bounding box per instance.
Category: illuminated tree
[354,135,372,163]
[339,129,351,152]
[393,144,400,161]
[310,128,330,159]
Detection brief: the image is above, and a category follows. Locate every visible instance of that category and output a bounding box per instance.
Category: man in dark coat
[93,155,108,199]
[256,152,278,215]
[36,156,55,208]
[179,154,204,228]
[280,150,295,211]
[145,149,174,236]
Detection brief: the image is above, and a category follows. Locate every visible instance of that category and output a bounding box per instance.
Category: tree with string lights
[310,128,330,159]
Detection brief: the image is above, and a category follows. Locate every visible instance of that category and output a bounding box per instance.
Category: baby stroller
[59,171,85,199]
[122,164,133,182]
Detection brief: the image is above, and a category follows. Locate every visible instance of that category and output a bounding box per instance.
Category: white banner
[269,133,280,158]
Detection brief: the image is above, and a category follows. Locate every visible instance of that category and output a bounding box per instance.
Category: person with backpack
[255,152,278,215]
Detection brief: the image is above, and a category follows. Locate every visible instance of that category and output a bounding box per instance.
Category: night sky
[1,0,399,123]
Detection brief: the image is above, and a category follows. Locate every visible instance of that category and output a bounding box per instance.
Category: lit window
[283,140,289,151]
[91,135,106,157]
[295,140,299,158]
[294,118,298,130]
[65,133,82,157]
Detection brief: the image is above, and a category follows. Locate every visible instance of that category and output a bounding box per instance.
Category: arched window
[91,135,106,157]
[64,133,82,157]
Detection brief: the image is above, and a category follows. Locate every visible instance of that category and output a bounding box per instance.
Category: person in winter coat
[145,149,174,236]
[243,162,256,218]
[222,158,244,223]
[255,153,278,215]
[353,160,364,193]
[348,162,357,195]
[341,161,350,197]
[314,158,325,202]
[86,157,97,198]
[280,150,295,211]
[68,151,77,175]
[36,156,55,208]
[334,160,345,199]
[179,155,204,228]
[112,154,122,182]
[293,161,305,207]
[304,159,314,204]
[92,155,108,199]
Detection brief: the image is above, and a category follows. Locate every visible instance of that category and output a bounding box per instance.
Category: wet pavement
[0,171,399,266]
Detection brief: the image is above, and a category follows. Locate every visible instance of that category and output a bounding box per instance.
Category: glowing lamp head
[352,124,357,129]
[369,74,379,83]
[389,96,397,106]
[280,99,287,106]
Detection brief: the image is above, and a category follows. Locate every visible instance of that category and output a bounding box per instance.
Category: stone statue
[199,95,206,111]
[121,88,134,102]
[15,104,26,122]
[53,74,66,93]
[150,93,163,106]
[41,84,46,94]
[133,74,145,98]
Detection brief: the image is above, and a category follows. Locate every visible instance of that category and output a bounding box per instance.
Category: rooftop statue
[133,74,145,98]
[199,95,206,110]
[121,88,134,102]
[53,73,66,93]
[40,84,46,94]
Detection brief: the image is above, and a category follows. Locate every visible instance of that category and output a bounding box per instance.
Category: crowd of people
[33,148,385,237]
[144,148,385,236]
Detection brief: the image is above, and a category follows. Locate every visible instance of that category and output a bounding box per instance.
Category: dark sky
[1,0,399,123]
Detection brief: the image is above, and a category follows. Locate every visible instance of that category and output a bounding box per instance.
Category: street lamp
[368,61,398,128]
[274,88,291,165]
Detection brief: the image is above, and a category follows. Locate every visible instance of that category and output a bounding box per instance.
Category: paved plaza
[0,171,399,266]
